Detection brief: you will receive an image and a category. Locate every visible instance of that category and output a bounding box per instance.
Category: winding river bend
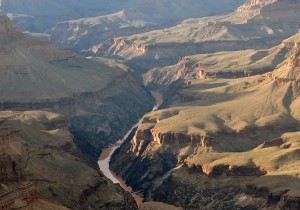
[98,91,163,206]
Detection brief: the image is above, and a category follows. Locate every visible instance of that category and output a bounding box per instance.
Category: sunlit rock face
[110,30,300,209]
[49,0,246,54]
[95,0,300,73]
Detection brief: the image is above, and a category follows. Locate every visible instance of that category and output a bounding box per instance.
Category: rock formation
[288,31,300,68]
[0,182,38,210]
[0,15,153,162]
[96,0,300,73]
[0,0,131,32]
[110,29,300,209]
[0,15,150,209]
[0,129,26,183]
[0,127,38,210]
[143,31,298,88]
[1,0,300,209]
[49,0,245,53]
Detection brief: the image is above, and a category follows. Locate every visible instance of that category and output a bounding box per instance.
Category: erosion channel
[98,91,163,206]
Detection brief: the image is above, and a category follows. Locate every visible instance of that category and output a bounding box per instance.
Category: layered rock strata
[0,128,38,210]
[50,0,246,53]
[110,30,300,209]
[97,0,300,73]
[0,15,148,209]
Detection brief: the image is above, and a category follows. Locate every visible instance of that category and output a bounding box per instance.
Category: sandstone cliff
[97,0,300,73]
[143,31,299,88]
[0,127,38,210]
[0,111,138,210]
[110,31,300,209]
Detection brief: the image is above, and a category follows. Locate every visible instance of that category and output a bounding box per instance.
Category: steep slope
[0,111,137,210]
[143,31,299,88]
[0,15,153,160]
[0,15,153,209]
[99,0,300,72]
[110,31,300,209]
[50,0,245,53]
[0,15,121,102]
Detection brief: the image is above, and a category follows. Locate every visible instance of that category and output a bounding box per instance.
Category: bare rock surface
[98,0,300,73]
[110,29,300,209]
[0,15,152,210]
[49,0,245,53]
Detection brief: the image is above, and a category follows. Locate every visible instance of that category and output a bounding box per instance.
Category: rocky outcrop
[185,163,267,177]
[150,168,300,210]
[0,15,22,42]
[231,0,277,23]
[96,0,300,74]
[0,182,38,210]
[0,110,139,210]
[288,32,300,68]
[49,0,246,53]
[0,129,26,183]
[52,21,174,54]
[279,195,300,210]
[133,129,212,149]
[258,137,285,149]
[110,31,300,207]
[110,120,299,196]
[246,184,300,209]
[151,171,250,210]
[78,179,137,210]
[143,55,272,88]
[0,128,39,210]
[101,37,284,72]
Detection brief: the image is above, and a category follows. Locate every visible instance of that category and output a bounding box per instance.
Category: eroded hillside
[143,31,300,88]
[110,30,300,209]
[97,0,300,73]
[49,0,245,53]
[0,15,154,209]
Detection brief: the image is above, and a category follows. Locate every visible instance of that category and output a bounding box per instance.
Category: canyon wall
[94,0,300,74]
[110,33,300,208]
[0,15,150,209]
[0,128,39,210]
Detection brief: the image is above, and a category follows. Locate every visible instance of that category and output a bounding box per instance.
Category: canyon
[110,27,300,209]
[98,91,163,207]
[0,15,153,209]
[1,0,300,209]
[49,0,246,53]
[143,30,299,88]
[94,0,300,74]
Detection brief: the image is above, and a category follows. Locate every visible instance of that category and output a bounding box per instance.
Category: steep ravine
[0,15,156,209]
[108,40,300,208]
[98,91,163,207]
[68,72,154,164]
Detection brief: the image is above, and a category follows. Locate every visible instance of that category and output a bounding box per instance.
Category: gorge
[98,91,163,207]
[1,0,300,209]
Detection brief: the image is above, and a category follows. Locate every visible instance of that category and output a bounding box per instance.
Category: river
[98,91,163,206]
